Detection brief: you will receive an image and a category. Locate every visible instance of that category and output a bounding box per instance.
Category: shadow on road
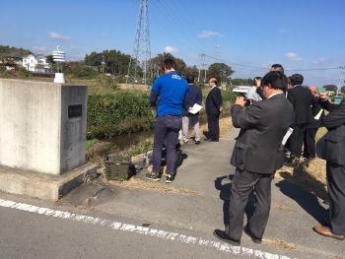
[214,174,256,227]
[276,179,329,226]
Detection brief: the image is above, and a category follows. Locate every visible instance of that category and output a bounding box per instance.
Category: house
[22,54,51,73]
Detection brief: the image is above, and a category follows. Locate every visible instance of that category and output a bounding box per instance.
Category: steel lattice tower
[126,0,151,87]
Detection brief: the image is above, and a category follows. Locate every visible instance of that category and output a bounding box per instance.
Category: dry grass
[109,177,204,196]
[263,239,297,250]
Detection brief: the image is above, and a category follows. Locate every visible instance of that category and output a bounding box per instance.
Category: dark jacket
[321,100,345,130]
[287,85,318,125]
[231,94,294,174]
[183,84,202,116]
[205,86,222,115]
[307,99,324,129]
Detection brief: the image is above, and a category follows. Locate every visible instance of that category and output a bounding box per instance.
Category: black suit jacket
[231,94,294,174]
[287,85,318,125]
[205,86,223,115]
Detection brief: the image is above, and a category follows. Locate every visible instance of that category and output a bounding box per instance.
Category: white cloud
[49,31,71,41]
[164,45,178,54]
[198,30,222,39]
[285,52,302,62]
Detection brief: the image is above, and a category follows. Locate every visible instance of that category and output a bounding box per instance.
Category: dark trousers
[225,169,273,240]
[303,127,318,158]
[289,124,308,158]
[152,116,182,175]
[207,113,220,140]
[327,162,345,235]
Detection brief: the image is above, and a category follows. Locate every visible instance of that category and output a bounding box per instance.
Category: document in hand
[282,127,293,146]
[189,103,203,114]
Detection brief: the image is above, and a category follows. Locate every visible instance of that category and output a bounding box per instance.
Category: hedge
[87,92,154,139]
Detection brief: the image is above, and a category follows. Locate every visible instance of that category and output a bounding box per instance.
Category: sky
[1,0,344,86]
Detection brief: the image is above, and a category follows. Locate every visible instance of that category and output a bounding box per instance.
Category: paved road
[0,129,344,259]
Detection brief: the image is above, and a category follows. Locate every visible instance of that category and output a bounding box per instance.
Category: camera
[232,86,252,106]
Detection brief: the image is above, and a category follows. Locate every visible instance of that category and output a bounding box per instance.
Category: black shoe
[195,140,201,145]
[244,226,262,244]
[145,172,161,181]
[213,229,240,246]
[165,174,175,183]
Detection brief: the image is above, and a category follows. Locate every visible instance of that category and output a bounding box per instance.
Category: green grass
[127,140,153,156]
[86,138,98,152]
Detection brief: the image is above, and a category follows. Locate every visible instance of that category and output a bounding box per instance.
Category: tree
[149,53,187,75]
[207,62,234,86]
[231,78,253,86]
[323,84,337,93]
[84,50,131,75]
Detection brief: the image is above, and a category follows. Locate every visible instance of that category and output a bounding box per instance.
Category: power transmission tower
[126,0,151,88]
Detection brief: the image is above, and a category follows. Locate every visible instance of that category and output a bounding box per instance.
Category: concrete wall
[0,78,87,175]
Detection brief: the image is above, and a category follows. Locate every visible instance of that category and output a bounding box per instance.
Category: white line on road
[0,198,297,259]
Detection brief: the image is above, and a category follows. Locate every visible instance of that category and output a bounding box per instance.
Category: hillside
[0,45,32,57]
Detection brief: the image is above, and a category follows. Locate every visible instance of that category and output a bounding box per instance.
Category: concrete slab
[0,163,97,200]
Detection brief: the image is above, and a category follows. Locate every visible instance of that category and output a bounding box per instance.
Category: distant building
[22,54,51,73]
[0,56,22,71]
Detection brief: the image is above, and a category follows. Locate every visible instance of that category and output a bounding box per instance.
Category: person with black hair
[285,73,318,165]
[204,77,223,142]
[181,75,203,144]
[147,58,189,183]
[213,71,294,246]
[270,63,284,73]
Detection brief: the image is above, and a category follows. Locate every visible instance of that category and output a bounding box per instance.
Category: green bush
[87,92,154,139]
[221,88,237,104]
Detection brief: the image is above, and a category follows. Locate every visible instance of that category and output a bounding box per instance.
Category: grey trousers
[327,162,345,235]
[225,168,273,240]
[181,114,200,142]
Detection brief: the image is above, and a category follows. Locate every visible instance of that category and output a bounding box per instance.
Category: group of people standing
[147,58,345,245]
[214,64,345,245]
[147,58,222,183]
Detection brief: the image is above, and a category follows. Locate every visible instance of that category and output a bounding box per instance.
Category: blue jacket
[149,72,189,117]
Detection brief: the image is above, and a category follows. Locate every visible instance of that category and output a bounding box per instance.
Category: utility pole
[338,65,345,93]
[200,53,207,84]
[126,0,151,88]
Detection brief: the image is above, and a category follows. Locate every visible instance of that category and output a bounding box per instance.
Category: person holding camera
[213,71,294,245]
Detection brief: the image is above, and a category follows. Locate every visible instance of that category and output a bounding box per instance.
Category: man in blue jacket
[147,58,189,183]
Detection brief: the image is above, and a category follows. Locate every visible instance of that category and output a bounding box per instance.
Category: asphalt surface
[57,128,344,258]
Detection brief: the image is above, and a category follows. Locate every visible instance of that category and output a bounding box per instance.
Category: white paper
[282,127,294,146]
[189,103,203,114]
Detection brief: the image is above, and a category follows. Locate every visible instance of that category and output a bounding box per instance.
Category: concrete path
[61,128,344,259]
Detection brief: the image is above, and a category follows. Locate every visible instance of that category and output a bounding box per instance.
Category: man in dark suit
[313,93,345,240]
[214,71,294,245]
[286,74,318,164]
[205,77,223,142]
[303,86,324,162]
[181,75,203,144]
